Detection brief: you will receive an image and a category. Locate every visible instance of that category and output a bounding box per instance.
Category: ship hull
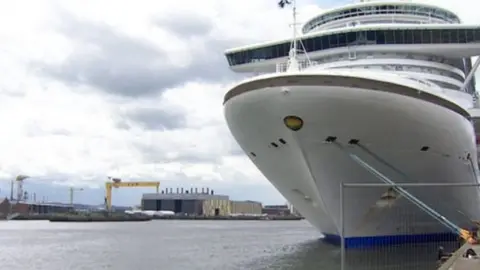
[224,72,480,248]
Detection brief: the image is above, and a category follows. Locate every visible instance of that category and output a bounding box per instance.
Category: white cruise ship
[222,0,480,248]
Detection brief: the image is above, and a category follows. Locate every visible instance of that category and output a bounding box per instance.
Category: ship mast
[286,0,299,72]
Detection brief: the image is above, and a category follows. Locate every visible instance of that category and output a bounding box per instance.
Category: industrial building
[0,198,74,217]
[230,200,262,215]
[141,187,230,216]
[262,204,292,216]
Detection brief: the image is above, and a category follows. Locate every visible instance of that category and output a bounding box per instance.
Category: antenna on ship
[278,0,314,73]
[279,0,300,72]
[289,0,299,72]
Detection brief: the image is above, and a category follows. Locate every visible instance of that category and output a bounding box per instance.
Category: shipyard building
[142,187,230,216]
[262,205,292,216]
[230,200,262,215]
[141,187,264,216]
[0,198,74,217]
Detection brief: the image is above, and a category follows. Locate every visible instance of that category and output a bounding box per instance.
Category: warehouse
[230,200,262,215]
[0,199,74,216]
[262,204,291,216]
[141,187,230,216]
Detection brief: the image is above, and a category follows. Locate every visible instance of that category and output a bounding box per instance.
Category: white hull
[224,71,480,244]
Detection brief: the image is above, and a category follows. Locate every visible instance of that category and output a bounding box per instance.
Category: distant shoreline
[6,213,304,222]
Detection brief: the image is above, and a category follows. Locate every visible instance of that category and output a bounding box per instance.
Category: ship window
[366,31,376,41]
[322,35,330,49]
[412,30,423,44]
[302,4,460,33]
[458,29,467,43]
[225,28,480,66]
[303,39,314,53]
[431,30,442,44]
[328,34,336,48]
[304,38,313,52]
[393,30,404,44]
[337,34,346,46]
[421,30,432,43]
[441,30,451,43]
[466,29,475,42]
[375,30,386,44]
[346,32,357,44]
[404,30,414,44]
[384,31,395,44]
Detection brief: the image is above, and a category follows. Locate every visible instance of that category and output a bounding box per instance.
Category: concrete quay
[438,243,480,269]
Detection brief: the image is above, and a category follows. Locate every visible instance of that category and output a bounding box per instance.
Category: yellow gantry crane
[104,177,159,212]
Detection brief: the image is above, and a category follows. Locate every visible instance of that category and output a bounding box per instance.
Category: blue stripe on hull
[323,232,459,249]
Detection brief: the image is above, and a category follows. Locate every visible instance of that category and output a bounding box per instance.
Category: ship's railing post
[276,59,318,73]
[276,62,287,73]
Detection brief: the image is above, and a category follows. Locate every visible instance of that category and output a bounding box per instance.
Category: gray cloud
[154,12,213,38]
[31,7,243,98]
[23,121,72,137]
[135,142,220,164]
[115,120,132,130]
[132,124,244,164]
[228,146,245,156]
[119,107,186,131]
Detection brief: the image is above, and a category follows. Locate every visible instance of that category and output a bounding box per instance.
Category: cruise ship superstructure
[222,0,480,247]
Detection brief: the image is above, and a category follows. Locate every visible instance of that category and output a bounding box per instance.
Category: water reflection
[344,241,459,270]
[0,220,460,270]
[249,239,459,270]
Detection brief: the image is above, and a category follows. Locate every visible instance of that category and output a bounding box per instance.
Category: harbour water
[0,220,449,269]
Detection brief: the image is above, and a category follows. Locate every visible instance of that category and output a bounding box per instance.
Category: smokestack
[211,190,214,195]
[176,187,179,194]
[206,188,209,194]
[202,187,205,194]
[190,187,193,194]
[170,188,173,193]
[181,188,184,194]
[195,188,198,194]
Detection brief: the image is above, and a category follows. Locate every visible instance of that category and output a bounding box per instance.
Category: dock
[151,215,304,220]
[8,213,152,222]
[7,213,303,221]
[49,214,152,222]
[438,243,480,269]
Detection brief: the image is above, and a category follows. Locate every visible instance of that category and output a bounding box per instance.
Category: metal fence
[340,182,480,270]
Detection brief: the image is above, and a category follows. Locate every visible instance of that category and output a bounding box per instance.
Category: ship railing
[276,60,318,73]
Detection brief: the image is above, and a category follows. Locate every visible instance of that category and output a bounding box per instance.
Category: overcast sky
[0,0,477,206]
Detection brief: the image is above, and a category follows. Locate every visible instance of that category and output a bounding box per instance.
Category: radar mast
[283,0,313,72]
[286,0,299,72]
